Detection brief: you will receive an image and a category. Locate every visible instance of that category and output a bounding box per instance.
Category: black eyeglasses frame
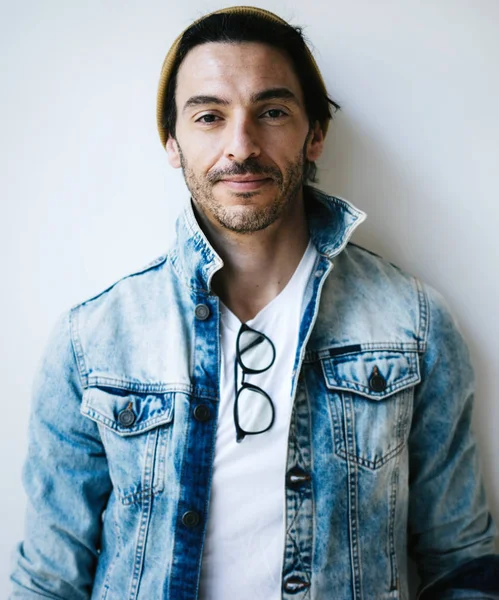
[233,323,276,443]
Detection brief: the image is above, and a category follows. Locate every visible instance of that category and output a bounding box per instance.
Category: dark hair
[162,12,340,183]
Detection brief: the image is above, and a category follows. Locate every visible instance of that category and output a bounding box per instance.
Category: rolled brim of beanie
[156,5,329,148]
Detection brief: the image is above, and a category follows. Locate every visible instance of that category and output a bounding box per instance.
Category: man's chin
[214,204,281,234]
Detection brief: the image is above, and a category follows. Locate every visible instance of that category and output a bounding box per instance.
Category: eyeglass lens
[237,329,275,372]
[237,386,274,433]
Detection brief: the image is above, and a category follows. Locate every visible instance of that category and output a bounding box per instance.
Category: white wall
[1,0,498,594]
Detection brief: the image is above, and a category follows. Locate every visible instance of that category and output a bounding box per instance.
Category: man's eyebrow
[250,87,300,105]
[182,95,230,113]
[182,87,300,114]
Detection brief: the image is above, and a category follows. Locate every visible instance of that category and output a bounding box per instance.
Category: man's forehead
[175,41,302,100]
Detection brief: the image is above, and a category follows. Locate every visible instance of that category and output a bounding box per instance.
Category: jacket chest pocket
[81,386,174,504]
[321,349,420,470]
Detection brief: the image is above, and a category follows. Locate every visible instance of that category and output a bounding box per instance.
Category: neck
[194,190,309,322]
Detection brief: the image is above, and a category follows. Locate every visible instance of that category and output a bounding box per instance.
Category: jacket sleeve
[408,284,499,599]
[10,310,112,599]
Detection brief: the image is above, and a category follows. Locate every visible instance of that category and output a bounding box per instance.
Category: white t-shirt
[199,241,319,599]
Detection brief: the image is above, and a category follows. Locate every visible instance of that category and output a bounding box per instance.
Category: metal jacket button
[283,576,310,593]
[286,466,311,490]
[194,304,210,320]
[194,404,211,422]
[369,365,387,393]
[182,510,200,528]
[117,404,136,428]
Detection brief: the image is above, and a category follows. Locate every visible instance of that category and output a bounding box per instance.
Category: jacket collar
[170,185,366,293]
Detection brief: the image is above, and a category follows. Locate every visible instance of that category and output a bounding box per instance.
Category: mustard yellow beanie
[156,5,330,148]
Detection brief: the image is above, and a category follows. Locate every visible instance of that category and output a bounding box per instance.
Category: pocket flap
[81,386,174,436]
[321,349,421,400]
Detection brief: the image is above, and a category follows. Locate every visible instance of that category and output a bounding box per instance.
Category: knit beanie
[156,5,330,148]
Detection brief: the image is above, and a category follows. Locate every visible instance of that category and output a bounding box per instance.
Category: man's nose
[223,117,261,163]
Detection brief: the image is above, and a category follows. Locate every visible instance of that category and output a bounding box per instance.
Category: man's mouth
[219,177,272,191]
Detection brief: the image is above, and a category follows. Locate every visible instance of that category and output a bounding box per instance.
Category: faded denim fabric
[11,187,498,599]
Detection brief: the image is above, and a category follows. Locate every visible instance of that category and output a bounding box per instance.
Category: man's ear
[166,135,181,169]
[305,121,325,163]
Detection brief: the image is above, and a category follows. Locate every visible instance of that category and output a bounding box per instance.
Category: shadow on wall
[317,111,436,270]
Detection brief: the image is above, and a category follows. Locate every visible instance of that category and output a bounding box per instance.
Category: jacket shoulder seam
[69,305,89,387]
[345,243,429,352]
[415,278,430,352]
[71,253,168,311]
[67,253,168,386]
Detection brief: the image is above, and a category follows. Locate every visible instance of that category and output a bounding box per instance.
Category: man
[11,6,499,600]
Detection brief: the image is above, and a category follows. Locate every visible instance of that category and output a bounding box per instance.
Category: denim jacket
[11,186,498,599]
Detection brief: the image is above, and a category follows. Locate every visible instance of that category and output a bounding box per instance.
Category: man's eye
[195,114,220,124]
[262,109,287,119]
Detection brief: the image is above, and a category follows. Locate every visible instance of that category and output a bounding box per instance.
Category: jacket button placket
[168,297,219,600]
[282,377,314,600]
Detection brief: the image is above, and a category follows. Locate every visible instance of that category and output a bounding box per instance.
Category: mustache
[207,160,282,184]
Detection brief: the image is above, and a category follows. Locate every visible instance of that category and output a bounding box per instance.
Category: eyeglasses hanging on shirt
[234,323,276,443]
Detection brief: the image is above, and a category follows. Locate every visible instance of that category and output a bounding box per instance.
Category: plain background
[1,0,498,596]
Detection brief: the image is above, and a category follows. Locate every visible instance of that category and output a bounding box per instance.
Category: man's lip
[219,177,272,191]
[220,176,270,182]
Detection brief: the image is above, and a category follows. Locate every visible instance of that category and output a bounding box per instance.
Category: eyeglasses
[234,323,276,443]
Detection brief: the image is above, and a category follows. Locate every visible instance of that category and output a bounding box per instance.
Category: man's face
[166,41,324,233]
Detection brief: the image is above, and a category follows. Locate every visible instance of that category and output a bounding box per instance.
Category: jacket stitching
[416,278,430,352]
[69,306,89,388]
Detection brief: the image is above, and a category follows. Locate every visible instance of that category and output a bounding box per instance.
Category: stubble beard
[177,144,307,234]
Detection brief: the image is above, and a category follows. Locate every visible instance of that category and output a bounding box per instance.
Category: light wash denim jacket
[11,187,498,599]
